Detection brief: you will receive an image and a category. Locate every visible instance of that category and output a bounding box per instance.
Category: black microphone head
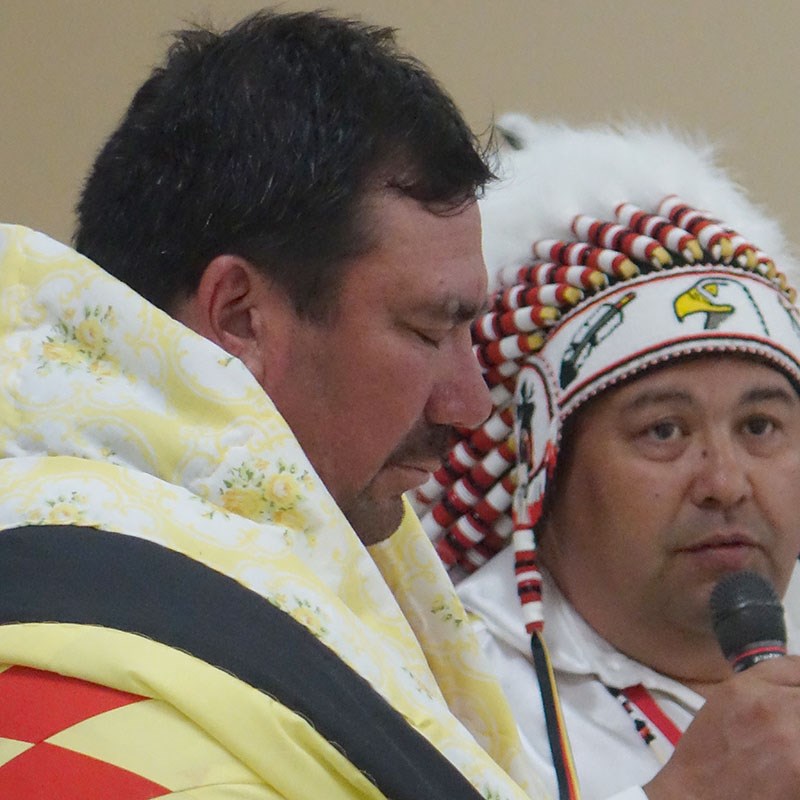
[710,571,786,668]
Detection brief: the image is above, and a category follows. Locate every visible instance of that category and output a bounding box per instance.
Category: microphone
[710,570,787,672]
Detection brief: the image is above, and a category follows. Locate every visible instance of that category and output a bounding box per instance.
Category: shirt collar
[457,546,800,705]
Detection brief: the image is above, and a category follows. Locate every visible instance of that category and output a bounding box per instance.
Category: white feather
[479,114,799,292]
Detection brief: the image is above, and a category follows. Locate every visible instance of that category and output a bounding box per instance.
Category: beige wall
[3,0,799,254]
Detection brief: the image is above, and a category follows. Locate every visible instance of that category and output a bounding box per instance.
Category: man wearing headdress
[0,12,545,799]
[416,114,800,799]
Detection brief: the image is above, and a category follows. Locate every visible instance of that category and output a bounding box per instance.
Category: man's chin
[341,494,405,546]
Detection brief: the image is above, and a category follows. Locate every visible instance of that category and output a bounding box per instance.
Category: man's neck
[553,584,733,690]
[608,627,734,693]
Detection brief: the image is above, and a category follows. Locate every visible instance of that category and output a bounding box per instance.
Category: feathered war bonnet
[413,114,800,800]
[414,114,800,628]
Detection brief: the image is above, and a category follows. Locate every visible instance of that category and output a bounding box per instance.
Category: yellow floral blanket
[0,225,546,799]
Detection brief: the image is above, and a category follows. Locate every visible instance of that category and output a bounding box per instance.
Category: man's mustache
[387,425,455,466]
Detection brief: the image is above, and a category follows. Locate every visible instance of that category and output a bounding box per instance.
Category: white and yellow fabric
[0,224,546,800]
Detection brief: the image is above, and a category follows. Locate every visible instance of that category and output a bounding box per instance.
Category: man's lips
[676,533,760,554]
[400,457,443,473]
[675,533,762,571]
[380,460,440,492]
[393,461,439,478]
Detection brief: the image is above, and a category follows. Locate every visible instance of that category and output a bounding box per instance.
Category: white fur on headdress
[480,113,799,291]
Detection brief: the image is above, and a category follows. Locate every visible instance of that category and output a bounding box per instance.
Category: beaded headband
[416,192,800,632]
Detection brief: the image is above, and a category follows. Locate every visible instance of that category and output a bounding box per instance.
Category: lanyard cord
[531,635,682,794]
[531,631,582,800]
[606,683,683,765]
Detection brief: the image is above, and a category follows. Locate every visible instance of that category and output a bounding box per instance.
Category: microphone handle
[730,639,787,673]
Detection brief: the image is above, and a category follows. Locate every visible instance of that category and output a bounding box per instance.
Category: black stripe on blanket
[0,525,485,800]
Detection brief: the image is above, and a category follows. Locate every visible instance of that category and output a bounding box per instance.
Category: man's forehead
[360,194,487,316]
[611,354,798,406]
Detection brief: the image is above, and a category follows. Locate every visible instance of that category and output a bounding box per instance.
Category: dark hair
[73,9,493,316]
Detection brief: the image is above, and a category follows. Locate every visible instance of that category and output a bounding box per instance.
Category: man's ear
[173,254,289,385]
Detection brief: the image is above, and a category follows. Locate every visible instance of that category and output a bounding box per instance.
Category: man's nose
[689,436,753,509]
[425,341,492,429]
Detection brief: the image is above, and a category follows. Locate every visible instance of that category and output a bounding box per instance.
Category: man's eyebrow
[622,389,693,411]
[622,385,799,412]
[419,296,489,323]
[740,386,799,406]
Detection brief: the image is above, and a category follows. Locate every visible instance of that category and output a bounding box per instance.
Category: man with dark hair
[74,9,494,548]
[0,11,542,799]
[74,11,489,320]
